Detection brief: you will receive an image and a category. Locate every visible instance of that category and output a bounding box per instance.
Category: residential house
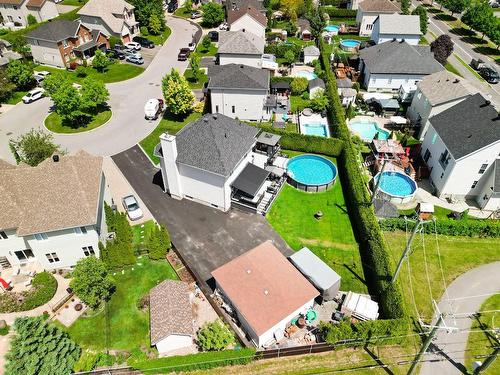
[155,114,283,213]
[303,45,320,64]
[0,38,21,66]
[218,30,264,68]
[0,0,58,28]
[371,14,421,45]
[356,0,400,37]
[212,241,319,347]
[227,4,267,39]
[420,93,500,210]
[0,151,108,271]
[308,77,325,98]
[358,40,443,91]
[407,71,474,140]
[26,20,109,68]
[298,18,311,40]
[150,280,194,355]
[77,0,139,43]
[207,63,273,121]
[336,78,357,106]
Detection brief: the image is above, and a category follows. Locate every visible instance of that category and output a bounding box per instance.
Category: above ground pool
[374,171,417,204]
[295,71,318,81]
[340,39,361,51]
[302,123,329,137]
[287,155,337,192]
[324,25,340,33]
[349,120,390,141]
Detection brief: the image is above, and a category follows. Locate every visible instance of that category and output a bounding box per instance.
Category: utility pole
[407,314,444,375]
[371,159,388,203]
[392,216,423,284]
[474,347,500,374]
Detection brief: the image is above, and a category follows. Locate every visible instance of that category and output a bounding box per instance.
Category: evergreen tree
[412,5,429,35]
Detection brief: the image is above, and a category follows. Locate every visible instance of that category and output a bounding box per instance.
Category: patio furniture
[302,108,313,116]
[23,279,32,287]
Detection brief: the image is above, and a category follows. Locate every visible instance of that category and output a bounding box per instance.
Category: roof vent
[264,290,269,295]
[480,100,491,108]
[246,269,251,274]
[400,39,405,43]
[52,155,59,162]
[240,65,244,69]
[453,79,460,83]
[213,114,218,119]
[203,117,209,123]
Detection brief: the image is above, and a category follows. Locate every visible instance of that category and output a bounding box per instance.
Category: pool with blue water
[349,120,390,141]
[295,71,318,81]
[302,123,328,137]
[287,155,337,188]
[376,171,417,197]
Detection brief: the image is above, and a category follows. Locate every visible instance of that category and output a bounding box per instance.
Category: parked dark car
[478,66,499,84]
[106,49,125,60]
[167,1,178,12]
[208,31,218,42]
[178,48,190,61]
[133,36,155,49]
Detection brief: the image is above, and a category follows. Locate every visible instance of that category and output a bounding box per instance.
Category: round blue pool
[324,25,340,33]
[340,39,361,51]
[374,171,417,203]
[287,155,337,192]
[295,71,318,81]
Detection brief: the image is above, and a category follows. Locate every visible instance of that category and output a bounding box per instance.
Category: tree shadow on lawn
[473,46,500,60]
[427,7,442,14]
[60,104,110,130]
[450,27,476,37]
[434,13,457,22]
[461,35,488,45]
[343,263,367,286]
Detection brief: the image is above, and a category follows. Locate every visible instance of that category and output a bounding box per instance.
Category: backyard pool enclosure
[372,171,417,204]
[287,155,338,192]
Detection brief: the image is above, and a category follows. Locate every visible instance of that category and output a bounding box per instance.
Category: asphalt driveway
[112,146,292,284]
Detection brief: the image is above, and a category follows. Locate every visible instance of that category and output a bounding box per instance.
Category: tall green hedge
[320,7,357,18]
[319,38,406,319]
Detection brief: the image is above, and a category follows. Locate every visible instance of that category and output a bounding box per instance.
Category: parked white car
[22,88,44,104]
[125,41,141,51]
[33,71,51,85]
[122,195,143,221]
[188,42,196,52]
[219,22,229,31]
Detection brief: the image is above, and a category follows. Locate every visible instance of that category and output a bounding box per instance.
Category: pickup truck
[177,48,190,61]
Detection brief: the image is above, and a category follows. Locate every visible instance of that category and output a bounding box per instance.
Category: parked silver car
[122,195,143,221]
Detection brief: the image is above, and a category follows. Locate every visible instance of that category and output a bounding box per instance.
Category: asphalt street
[0,16,198,163]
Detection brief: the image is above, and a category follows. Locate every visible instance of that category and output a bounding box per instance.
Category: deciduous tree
[290,77,308,94]
[0,69,15,104]
[80,77,109,113]
[161,68,195,115]
[197,320,234,351]
[9,129,64,166]
[201,35,211,51]
[462,0,495,38]
[284,50,296,66]
[443,0,469,16]
[129,0,166,30]
[201,2,225,27]
[148,12,162,35]
[190,54,201,82]
[6,60,35,90]
[310,90,329,112]
[430,34,454,64]
[92,49,111,73]
[400,0,410,15]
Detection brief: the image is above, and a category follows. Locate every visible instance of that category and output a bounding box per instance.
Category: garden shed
[289,247,341,301]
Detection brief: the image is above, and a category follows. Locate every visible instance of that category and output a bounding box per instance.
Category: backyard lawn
[65,258,178,351]
[290,95,311,112]
[267,154,366,293]
[38,63,144,84]
[140,111,202,164]
[4,90,28,105]
[195,42,218,57]
[132,220,156,252]
[44,107,111,133]
[184,69,208,89]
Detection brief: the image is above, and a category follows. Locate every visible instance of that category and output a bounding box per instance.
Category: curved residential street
[0,16,198,163]
[419,262,500,375]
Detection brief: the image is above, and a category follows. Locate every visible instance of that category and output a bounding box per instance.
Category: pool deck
[299,113,330,137]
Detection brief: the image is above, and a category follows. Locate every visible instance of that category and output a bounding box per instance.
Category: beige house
[356,0,400,37]
[77,0,139,43]
[0,0,58,29]
[227,5,267,39]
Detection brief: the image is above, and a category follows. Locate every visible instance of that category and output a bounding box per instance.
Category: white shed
[303,45,320,64]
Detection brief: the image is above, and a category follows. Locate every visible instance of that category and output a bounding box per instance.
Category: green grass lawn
[60,0,87,5]
[4,90,28,105]
[287,36,315,47]
[384,231,500,319]
[45,107,111,134]
[132,220,156,250]
[267,154,366,293]
[184,69,208,89]
[65,258,178,351]
[419,36,429,45]
[444,62,463,77]
[174,7,192,18]
[454,54,486,82]
[290,95,311,112]
[38,63,144,84]
[140,111,202,164]
[195,42,218,57]
[146,26,172,45]
[464,294,500,375]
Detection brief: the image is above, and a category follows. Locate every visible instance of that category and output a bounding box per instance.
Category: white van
[144,98,164,120]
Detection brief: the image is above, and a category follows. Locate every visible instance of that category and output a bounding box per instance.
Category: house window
[439,149,450,170]
[471,181,478,189]
[431,133,437,144]
[366,24,373,31]
[82,246,95,256]
[15,249,34,261]
[74,226,88,235]
[34,232,48,241]
[231,105,235,114]
[478,163,488,174]
[0,231,7,240]
[46,253,60,263]
[423,149,431,163]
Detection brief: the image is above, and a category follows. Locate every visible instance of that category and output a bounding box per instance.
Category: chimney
[52,155,59,162]
[159,133,183,199]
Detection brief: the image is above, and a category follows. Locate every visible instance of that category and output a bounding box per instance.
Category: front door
[123,34,130,43]
[14,249,35,263]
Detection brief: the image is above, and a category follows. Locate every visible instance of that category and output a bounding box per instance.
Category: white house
[0,151,108,271]
[476,159,500,211]
[421,93,500,210]
[150,280,194,355]
[0,0,58,28]
[348,0,363,9]
[336,78,357,107]
[218,30,264,68]
[358,40,443,91]
[208,63,273,121]
[308,77,325,98]
[303,45,320,64]
[212,241,319,347]
[227,4,267,39]
[371,14,421,45]
[77,0,139,43]
[407,71,474,140]
[356,0,400,37]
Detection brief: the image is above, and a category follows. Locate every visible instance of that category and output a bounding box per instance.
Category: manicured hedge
[20,272,58,310]
[270,76,294,84]
[320,7,357,18]
[319,38,406,319]
[132,349,256,374]
[321,0,342,6]
[379,218,500,238]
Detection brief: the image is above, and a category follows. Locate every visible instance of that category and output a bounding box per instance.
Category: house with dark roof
[218,30,264,68]
[421,93,500,210]
[0,0,58,29]
[26,20,109,68]
[356,0,400,36]
[359,40,443,91]
[0,151,109,270]
[207,63,273,121]
[407,71,475,140]
[371,14,421,45]
[155,114,284,212]
[226,3,267,38]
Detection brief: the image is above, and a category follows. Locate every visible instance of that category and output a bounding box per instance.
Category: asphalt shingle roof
[309,77,325,90]
[227,5,267,27]
[359,40,443,75]
[27,20,80,42]
[175,114,259,176]
[358,0,400,12]
[374,14,421,35]
[78,0,136,34]
[303,45,320,56]
[208,63,269,90]
[218,30,264,55]
[429,93,500,160]
[416,71,474,106]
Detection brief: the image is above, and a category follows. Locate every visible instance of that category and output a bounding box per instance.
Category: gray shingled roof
[208,64,269,90]
[27,20,80,42]
[303,45,320,56]
[416,71,474,106]
[218,30,264,55]
[336,78,352,88]
[494,159,500,193]
[429,93,500,160]
[359,40,443,75]
[358,0,400,13]
[309,77,325,90]
[175,114,259,176]
[374,14,421,35]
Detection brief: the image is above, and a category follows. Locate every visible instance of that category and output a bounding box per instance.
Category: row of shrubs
[321,0,343,6]
[74,350,128,372]
[379,218,500,238]
[132,348,256,374]
[318,38,406,319]
[320,7,357,18]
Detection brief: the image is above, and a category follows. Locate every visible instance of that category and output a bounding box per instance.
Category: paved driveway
[111,146,292,284]
[0,16,198,163]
